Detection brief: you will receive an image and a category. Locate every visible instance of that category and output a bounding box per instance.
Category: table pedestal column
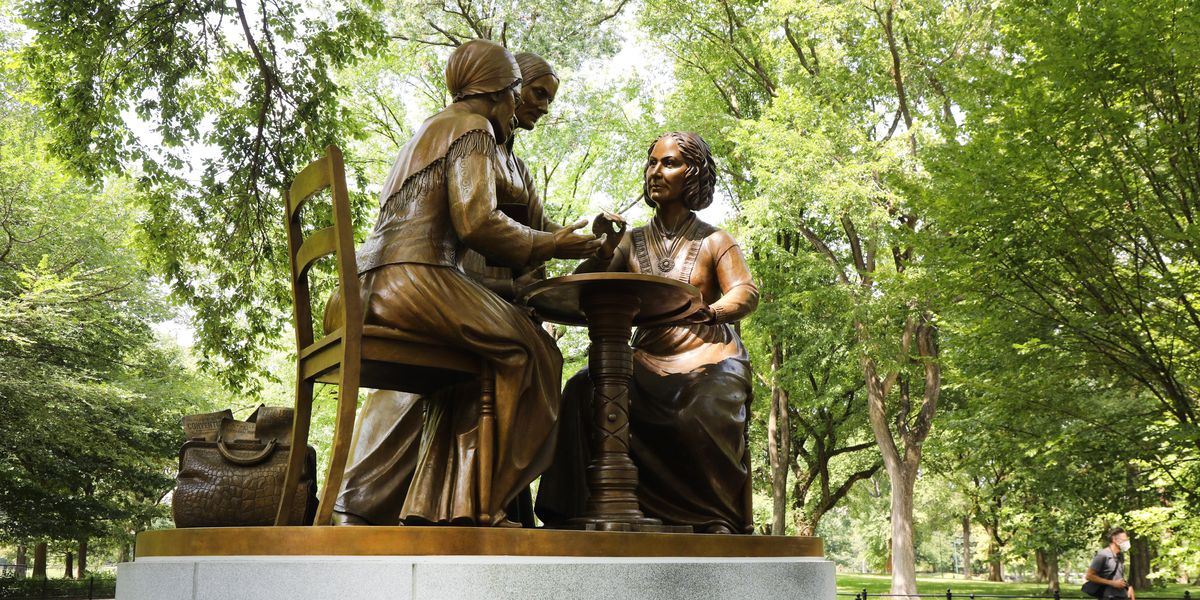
[567,290,662,531]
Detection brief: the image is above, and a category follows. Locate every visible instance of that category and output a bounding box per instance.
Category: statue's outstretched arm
[448,151,557,269]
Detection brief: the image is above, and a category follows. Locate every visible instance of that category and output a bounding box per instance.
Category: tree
[928,0,1200,458]
[926,266,1189,590]
[639,0,995,592]
[926,0,1200,584]
[0,54,218,562]
[745,242,880,536]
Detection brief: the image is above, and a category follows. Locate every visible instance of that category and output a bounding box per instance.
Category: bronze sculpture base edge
[562,520,692,533]
[135,526,821,558]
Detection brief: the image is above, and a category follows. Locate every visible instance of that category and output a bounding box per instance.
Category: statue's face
[490,83,522,142]
[645,137,687,206]
[515,75,558,130]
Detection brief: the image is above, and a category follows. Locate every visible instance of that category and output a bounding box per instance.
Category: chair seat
[301,326,482,395]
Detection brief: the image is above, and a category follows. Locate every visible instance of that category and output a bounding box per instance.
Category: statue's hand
[552,218,603,259]
[592,211,627,259]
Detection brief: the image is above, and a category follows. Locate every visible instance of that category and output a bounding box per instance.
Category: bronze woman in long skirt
[537,132,759,533]
[325,41,599,526]
[332,51,569,526]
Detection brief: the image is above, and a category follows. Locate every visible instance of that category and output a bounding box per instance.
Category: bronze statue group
[327,40,760,535]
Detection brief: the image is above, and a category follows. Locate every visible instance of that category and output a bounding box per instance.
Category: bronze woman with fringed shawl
[536,132,760,534]
[324,40,600,527]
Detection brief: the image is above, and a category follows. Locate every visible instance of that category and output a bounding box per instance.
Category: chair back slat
[283,145,363,360]
[294,226,338,281]
[288,156,333,219]
[283,190,316,351]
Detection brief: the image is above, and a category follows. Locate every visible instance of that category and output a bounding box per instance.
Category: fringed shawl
[376,106,496,209]
[356,109,501,274]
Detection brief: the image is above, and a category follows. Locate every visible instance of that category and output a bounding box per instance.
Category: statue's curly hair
[642,132,717,211]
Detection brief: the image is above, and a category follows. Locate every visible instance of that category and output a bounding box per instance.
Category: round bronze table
[521,273,704,531]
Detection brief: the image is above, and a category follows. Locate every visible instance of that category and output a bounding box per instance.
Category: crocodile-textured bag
[172,406,318,528]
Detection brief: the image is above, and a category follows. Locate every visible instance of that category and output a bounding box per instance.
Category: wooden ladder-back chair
[275,144,497,526]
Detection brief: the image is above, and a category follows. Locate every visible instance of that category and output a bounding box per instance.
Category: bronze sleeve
[607,233,632,272]
[709,238,759,323]
[447,152,556,268]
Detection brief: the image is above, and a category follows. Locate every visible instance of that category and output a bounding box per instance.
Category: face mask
[1119,540,1131,552]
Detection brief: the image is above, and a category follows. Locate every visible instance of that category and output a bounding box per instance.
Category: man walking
[1085,527,1136,600]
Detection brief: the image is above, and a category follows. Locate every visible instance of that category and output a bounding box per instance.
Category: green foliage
[929,0,1200,453]
[922,0,1200,583]
[0,60,219,549]
[18,0,390,390]
[743,238,881,534]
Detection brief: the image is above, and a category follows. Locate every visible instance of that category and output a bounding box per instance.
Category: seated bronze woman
[330,51,573,528]
[325,40,600,527]
[537,131,759,534]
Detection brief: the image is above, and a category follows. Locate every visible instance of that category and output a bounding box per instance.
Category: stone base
[120,527,833,599]
[117,555,834,600]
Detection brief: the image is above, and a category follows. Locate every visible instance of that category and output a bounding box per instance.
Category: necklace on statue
[649,213,696,274]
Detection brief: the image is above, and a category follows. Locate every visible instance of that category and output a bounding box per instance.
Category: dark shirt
[1089,547,1128,599]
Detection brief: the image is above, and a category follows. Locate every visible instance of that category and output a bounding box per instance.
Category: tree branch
[783,17,817,76]
[591,0,631,26]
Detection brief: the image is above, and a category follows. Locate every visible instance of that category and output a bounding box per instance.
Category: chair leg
[275,378,315,526]
[315,370,361,525]
[477,362,495,526]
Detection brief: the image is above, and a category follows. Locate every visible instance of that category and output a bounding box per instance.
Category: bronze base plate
[135,527,822,559]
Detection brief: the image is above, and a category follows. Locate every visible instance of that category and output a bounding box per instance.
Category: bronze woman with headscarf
[460,51,565,297]
[537,132,759,534]
[325,40,600,526]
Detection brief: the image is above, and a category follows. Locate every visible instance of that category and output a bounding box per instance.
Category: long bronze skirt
[536,355,753,533]
[332,390,423,525]
[326,263,562,524]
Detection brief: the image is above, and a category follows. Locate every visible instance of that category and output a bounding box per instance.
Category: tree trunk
[793,513,816,537]
[987,538,1003,582]
[15,545,26,579]
[1130,537,1152,590]
[32,543,47,579]
[64,551,73,579]
[888,469,918,594]
[962,516,972,579]
[1045,550,1060,593]
[861,318,940,597]
[77,538,88,578]
[768,338,791,535]
[1036,549,1049,583]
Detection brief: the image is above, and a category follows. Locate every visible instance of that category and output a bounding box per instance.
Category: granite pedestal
[117,527,834,600]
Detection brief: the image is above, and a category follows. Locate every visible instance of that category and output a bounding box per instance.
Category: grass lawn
[837,573,1200,598]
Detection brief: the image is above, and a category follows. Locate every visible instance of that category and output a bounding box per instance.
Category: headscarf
[446,39,521,101]
[514,52,557,86]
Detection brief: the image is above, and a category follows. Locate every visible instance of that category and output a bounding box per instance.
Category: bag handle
[217,439,278,466]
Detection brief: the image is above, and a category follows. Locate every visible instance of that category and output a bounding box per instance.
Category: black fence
[0,577,115,600]
[841,590,1195,600]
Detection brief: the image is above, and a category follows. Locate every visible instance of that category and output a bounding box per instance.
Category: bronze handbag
[172,406,318,528]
